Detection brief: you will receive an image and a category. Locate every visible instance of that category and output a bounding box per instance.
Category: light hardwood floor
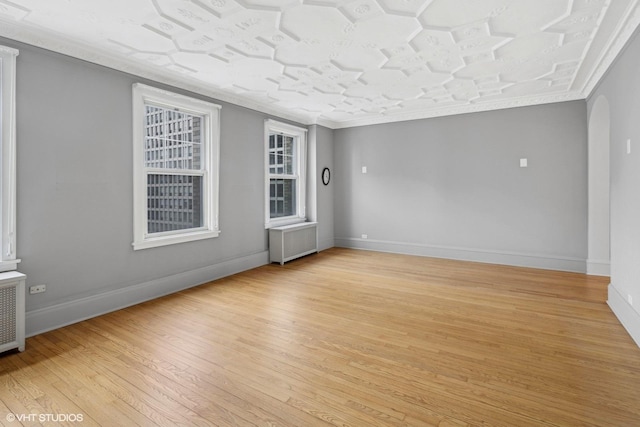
[1,248,639,426]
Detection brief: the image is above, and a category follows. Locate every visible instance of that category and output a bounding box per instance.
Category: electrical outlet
[628,294,633,306]
[361,166,367,174]
[361,234,368,239]
[29,284,46,294]
[627,139,631,154]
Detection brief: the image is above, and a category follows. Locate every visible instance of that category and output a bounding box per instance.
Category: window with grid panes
[264,120,307,228]
[132,84,220,250]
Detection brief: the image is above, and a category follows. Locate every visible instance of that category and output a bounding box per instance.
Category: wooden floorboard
[1,248,639,426]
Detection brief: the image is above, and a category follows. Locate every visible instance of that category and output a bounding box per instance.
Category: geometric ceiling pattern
[0,0,639,128]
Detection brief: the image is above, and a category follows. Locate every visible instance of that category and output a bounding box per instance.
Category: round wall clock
[322,167,330,185]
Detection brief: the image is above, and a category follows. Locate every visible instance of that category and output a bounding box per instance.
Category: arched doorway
[587,96,610,276]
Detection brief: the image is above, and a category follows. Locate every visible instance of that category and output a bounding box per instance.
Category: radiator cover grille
[0,272,26,353]
[0,286,17,345]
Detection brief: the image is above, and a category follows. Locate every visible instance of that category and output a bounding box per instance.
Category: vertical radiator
[0,272,26,353]
[269,222,318,265]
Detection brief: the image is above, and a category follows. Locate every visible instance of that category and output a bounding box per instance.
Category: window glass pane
[144,105,202,170]
[269,178,296,218]
[268,133,296,176]
[283,135,295,175]
[147,174,203,234]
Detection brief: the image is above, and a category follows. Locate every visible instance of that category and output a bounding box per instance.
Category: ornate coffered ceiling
[0,0,639,128]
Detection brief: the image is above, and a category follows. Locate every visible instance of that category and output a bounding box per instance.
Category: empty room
[1,0,640,425]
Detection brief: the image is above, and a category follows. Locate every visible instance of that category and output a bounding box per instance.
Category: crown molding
[328,92,585,129]
[580,0,640,98]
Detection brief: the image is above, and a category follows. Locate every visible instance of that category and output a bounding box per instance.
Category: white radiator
[0,272,26,353]
[269,222,318,265]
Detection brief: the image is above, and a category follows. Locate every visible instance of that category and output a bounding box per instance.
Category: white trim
[608,284,640,348]
[0,46,19,269]
[0,46,19,56]
[132,84,222,111]
[266,217,307,229]
[264,119,309,136]
[264,119,308,229]
[587,259,610,276]
[132,83,221,250]
[335,237,587,273]
[132,229,221,251]
[0,260,21,273]
[25,251,269,337]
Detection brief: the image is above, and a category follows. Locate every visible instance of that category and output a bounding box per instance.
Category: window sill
[0,259,21,273]
[133,229,220,250]
[265,217,307,230]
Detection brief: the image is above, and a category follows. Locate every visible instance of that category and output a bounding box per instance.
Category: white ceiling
[0,0,639,129]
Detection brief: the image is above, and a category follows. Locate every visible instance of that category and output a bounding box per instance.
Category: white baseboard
[26,251,269,337]
[608,284,640,348]
[335,237,586,273]
[586,259,610,276]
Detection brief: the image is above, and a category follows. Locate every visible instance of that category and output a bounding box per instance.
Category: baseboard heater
[269,222,318,265]
[0,272,26,354]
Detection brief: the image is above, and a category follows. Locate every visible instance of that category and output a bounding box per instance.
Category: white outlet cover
[520,158,528,167]
[362,166,368,174]
[29,285,46,294]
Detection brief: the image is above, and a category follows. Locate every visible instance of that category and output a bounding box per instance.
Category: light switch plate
[520,158,528,167]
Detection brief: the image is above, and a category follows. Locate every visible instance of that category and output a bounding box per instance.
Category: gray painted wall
[333,101,588,271]
[314,125,335,250]
[3,38,315,335]
[588,28,640,346]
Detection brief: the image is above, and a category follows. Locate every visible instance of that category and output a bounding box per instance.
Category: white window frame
[264,119,307,229]
[0,46,20,272]
[132,83,221,250]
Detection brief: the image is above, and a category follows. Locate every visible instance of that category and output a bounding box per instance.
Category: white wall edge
[587,259,611,276]
[25,250,269,337]
[335,237,586,273]
[607,283,640,348]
